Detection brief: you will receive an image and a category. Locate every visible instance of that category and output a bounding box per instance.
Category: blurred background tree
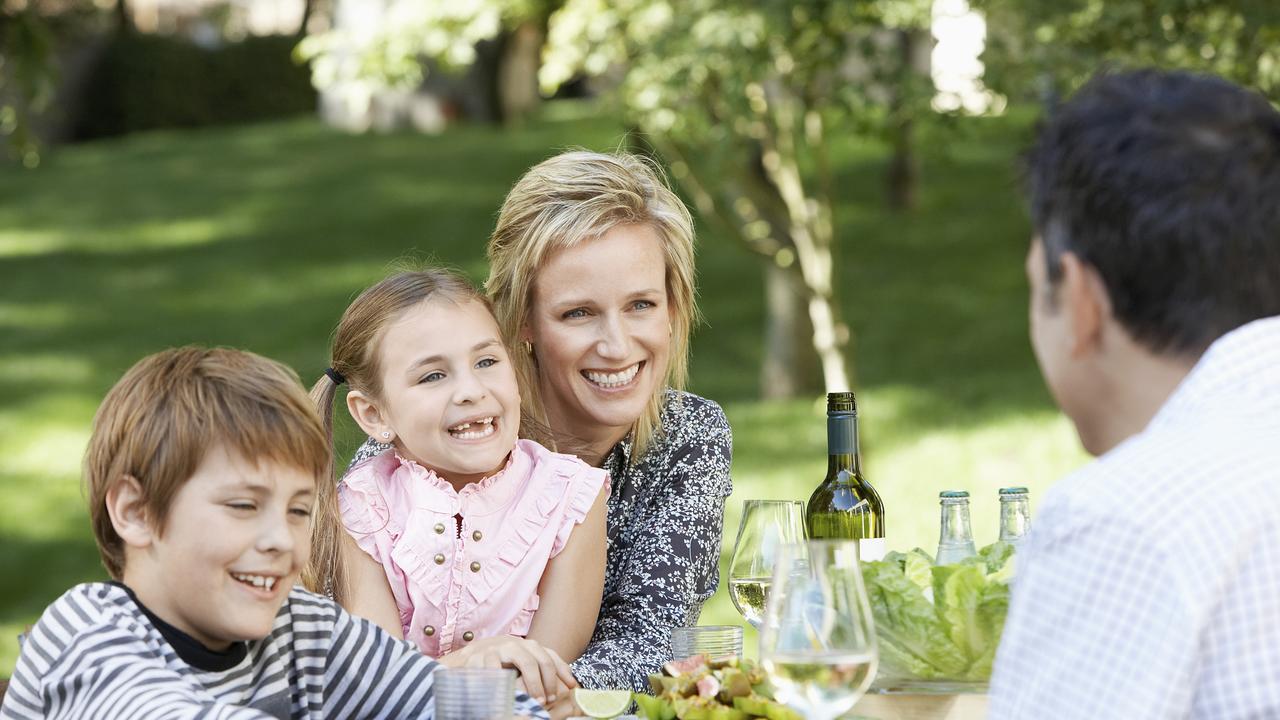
[975,0,1280,103]
[1,3,59,166]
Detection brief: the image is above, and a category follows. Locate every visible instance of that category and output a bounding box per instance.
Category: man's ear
[106,475,156,549]
[347,390,395,444]
[1059,251,1111,359]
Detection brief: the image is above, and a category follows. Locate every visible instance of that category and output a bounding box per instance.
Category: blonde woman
[353,151,732,702]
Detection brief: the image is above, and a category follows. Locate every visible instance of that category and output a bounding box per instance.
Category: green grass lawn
[0,102,1088,674]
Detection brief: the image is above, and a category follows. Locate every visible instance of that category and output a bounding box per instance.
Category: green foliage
[297,0,556,93]
[0,7,58,166]
[975,0,1280,100]
[73,33,315,140]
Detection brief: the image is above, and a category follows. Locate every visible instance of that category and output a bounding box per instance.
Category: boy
[0,346,546,719]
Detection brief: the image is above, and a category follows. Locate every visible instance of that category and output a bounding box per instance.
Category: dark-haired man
[989,70,1280,718]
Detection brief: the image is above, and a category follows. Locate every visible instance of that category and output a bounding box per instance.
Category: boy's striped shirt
[0,582,547,719]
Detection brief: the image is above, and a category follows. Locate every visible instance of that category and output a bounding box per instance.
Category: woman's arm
[526,489,609,662]
[572,397,734,691]
[339,532,403,639]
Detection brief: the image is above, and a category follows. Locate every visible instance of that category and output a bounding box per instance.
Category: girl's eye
[419,371,445,384]
[476,357,498,369]
[290,507,312,519]
[227,502,255,512]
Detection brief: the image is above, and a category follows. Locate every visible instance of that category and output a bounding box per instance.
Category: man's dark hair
[1025,68,1280,355]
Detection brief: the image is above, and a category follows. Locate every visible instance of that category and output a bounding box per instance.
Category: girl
[305,269,610,707]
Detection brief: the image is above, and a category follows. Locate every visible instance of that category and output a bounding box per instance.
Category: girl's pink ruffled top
[338,438,610,656]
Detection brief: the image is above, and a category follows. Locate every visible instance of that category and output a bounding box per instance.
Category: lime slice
[573,688,633,718]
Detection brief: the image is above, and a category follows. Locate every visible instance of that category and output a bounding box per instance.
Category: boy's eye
[418,371,445,384]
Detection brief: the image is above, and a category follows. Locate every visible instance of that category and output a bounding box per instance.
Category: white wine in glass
[728,500,804,629]
[760,540,878,720]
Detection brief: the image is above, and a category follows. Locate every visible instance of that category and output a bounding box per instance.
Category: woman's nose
[595,316,631,359]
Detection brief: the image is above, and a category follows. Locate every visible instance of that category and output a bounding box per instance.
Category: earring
[522,340,533,355]
[381,431,391,440]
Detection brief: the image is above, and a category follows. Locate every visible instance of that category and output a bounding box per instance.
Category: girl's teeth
[450,421,496,440]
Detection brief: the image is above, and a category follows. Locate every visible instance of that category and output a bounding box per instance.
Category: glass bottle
[805,392,886,561]
[998,486,1031,545]
[935,490,976,565]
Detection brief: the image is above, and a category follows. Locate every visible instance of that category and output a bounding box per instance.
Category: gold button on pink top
[338,439,610,656]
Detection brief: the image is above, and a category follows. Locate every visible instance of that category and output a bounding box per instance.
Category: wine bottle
[805,392,886,560]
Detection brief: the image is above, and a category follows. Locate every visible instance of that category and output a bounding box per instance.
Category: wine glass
[759,540,878,720]
[728,500,805,629]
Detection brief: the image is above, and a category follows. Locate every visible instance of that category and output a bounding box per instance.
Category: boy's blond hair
[486,150,700,460]
[84,346,329,579]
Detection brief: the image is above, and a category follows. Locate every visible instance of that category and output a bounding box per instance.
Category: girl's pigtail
[302,372,349,606]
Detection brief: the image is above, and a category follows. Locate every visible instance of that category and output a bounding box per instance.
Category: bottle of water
[998,487,1031,546]
[935,490,977,565]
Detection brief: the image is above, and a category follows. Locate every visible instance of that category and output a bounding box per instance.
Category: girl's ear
[106,475,156,549]
[347,390,395,444]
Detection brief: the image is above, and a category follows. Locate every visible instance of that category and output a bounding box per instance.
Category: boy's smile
[120,444,315,650]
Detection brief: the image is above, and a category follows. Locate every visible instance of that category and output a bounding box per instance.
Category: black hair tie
[325,367,346,386]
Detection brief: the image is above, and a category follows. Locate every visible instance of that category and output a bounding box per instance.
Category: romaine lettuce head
[861,542,1015,682]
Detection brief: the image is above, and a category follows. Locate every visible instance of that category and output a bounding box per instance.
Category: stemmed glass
[728,500,805,629]
[759,540,878,720]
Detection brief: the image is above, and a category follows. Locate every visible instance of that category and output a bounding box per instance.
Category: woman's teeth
[584,364,640,388]
[232,573,277,591]
[449,417,496,439]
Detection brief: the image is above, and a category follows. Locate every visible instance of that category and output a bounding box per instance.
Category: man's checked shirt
[990,316,1280,718]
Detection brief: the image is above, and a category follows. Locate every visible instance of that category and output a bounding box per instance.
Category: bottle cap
[826,391,857,413]
[939,490,969,499]
[999,487,1029,495]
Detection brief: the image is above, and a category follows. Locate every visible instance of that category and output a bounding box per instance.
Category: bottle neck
[999,498,1030,541]
[939,501,973,544]
[826,412,862,477]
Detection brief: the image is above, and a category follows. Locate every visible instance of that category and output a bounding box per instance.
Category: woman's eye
[476,357,498,369]
[632,299,656,310]
[419,371,445,384]
[562,308,588,320]
[227,502,255,512]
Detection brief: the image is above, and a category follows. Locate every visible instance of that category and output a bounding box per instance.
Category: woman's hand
[438,635,578,707]
[544,692,584,720]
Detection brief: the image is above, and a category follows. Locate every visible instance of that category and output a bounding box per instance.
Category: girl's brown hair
[303,268,488,604]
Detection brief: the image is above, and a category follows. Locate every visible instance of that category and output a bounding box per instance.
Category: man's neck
[1086,345,1199,455]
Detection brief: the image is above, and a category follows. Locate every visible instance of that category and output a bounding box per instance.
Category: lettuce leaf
[861,542,1014,682]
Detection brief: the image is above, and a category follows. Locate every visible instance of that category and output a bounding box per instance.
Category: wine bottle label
[859,537,886,562]
[827,415,858,454]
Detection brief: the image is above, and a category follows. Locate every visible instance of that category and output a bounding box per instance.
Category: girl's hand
[439,635,578,707]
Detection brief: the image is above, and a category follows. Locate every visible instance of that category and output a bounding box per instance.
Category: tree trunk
[760,261,819,399]
[497,20,543,127]
[886,28,930,210]
[114,0,133,35]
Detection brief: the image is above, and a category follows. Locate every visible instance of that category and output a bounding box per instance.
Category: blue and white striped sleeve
[321,602,548,720]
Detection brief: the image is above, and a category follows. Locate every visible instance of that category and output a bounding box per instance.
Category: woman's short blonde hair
[486,150,699,460]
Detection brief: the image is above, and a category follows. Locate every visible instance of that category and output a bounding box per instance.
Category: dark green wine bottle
[805,392,886,560]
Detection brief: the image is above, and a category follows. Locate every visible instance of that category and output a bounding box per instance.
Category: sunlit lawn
[0,102,1087,674]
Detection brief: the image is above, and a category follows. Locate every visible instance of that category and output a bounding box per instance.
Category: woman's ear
[347,390,395,444]
[106,475,156,549]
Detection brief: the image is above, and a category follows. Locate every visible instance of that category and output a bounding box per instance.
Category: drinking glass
[434,667,516,720]
[671,624,744,660]
[728,499,805,629]
[759,540,878,720]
